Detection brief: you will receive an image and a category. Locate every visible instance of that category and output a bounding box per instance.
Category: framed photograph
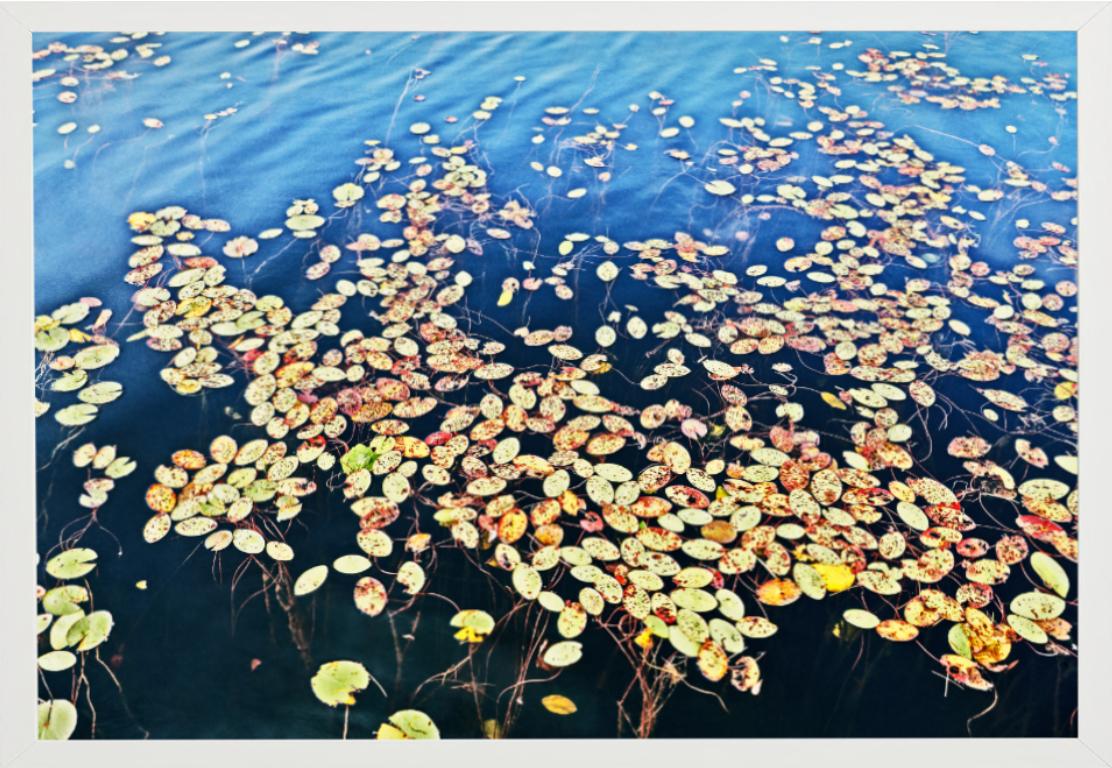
[3,1,1109,765]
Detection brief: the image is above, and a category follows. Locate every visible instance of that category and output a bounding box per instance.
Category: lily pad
[38,650,77,672]
[310,660,370,707]
[45,548,98,580]
[1030,551,1069,597]
[377,709,440,740]
[78,381,123,405]
[35,326,70,353]
[42,585,88,616]
[293,565,329,596]
[38,699,78,740]
[541,640,583,668]
[73,344,120,370]
[54,403,98,426]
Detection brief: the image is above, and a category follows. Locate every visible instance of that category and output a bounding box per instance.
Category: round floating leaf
[333,554,371,574]
[77,381,123,405]
[450,609,494,643]
[38,650,76,672]
[541,640,583,668]
[541,694,577,715]
[293,564,328,596]
[50,611,84,650]
[51,370,88,392]
[842,608,879,630]
[948,623,972,659]
[377,709,440,740]
[38,699,78,740]
[1007,613,1049,644]
[42,585,88,616]
[285,214,325,231]
[104,456,137,479]
[512,564,542,600]
[45,548,97,580]
[1010,591,1066,621]
[354,576,388,617]
[1030,551,1069,597]
[35,326,70,353]
[596,261,619,282]
[310,660,370,707]
[73,344,119,370]
[54,403,98,427]
[396,561,426,595]
[332,182,365,208]
[704,179,736,196]
[71,610,113,651]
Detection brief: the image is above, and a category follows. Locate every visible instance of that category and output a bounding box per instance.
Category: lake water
[33,31,1078,739]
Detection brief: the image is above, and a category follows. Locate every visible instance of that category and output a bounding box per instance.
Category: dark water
[33,31,1078,739]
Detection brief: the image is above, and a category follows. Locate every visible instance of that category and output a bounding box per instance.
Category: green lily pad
[38,699,78,740]
[73,344,120,370]
[310,660,370,707]
[104,456,137,479]
[50,611,85,650]
[34,326,70,353]
[38,650,77,672]
[377,709,440,740]
[42,585,88,616]
[541,640,583,668]
[51,369,88,392]
[69,610,114,651]
[450,609,495,635]
[332,182,365,208]
[78,381,123,405]
[1010,591,1066,621]
[293,564,328,596]
[333,554,372,575]
[1030,551,1069,597]
[45,548,98,580]
[285,214,325,231]
[54,403,98,426]
[51,302,90,325]
[340,443,380,475]
[948,623,972,659]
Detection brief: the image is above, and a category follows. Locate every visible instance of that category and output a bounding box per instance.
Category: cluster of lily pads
[34,299,122,426]
[36,444,135,739]
[845,43,1077,111]
[30,32,1078,737]
[32,32,174,165]
[36,550,114,741]
[310,660,439,739]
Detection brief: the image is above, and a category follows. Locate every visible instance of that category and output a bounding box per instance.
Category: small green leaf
[310,660,370,707]
[38,699,78,740]
[45,548,98,580]
[377,709,439,740]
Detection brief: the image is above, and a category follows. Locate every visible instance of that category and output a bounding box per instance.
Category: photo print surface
[31,30,1078,740]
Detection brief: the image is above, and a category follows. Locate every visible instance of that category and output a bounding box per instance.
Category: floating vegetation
[34,441,143,739]
[34,300,122,424]
[311,660,371,707]
[33,30,1078,739]
[32,33,175,168]
[377,709,440,740]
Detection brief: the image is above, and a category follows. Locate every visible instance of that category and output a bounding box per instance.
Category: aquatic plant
[34,31,1077,739]
[36,444,143,739]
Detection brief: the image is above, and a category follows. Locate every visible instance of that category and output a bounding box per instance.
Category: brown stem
[271,563,314,670]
